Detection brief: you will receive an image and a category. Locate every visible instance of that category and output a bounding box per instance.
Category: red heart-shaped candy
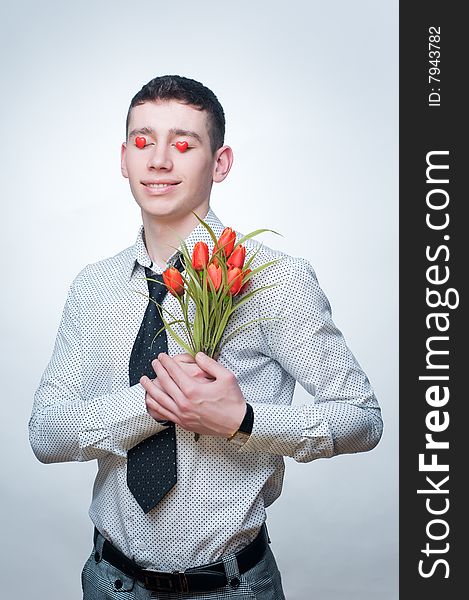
[135,136,146,149]
[175,141,188,153]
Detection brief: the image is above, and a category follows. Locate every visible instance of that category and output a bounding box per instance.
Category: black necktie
[127,255,184,513]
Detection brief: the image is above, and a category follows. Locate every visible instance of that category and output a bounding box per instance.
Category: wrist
[227,403,254,445]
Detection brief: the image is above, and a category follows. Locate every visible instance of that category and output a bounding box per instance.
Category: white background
[0,1,398,598]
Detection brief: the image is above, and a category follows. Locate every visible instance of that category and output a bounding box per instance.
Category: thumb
[195,351,223,377]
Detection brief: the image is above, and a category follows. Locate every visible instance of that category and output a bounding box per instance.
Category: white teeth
[146,183,176,188]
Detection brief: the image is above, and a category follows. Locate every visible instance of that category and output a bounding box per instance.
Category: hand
[155,352,214,383]
[141,353,213,422]
[140,352,246,438]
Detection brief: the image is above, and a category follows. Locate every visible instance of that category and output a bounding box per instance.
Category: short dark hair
[126,75,225,154]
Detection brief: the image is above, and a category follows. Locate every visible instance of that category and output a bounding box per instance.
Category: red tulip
[192,241,209,271]
[207,263,222,291]
[239,268,252,294]
[227,244,246,269]
[227,267,243,295]
[215,227,236,258]
[162,266,185,297]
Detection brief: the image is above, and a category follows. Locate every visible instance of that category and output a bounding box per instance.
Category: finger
[172,352,196,365]
[140,375,161,402]
[145,391,181,425]
[145,399,169,422]
[154,358,212,382]
[140,376,180,419]
[151,360,188,406]
[146,395,180,424]
[157,353,196,395]
[194,352,225,378]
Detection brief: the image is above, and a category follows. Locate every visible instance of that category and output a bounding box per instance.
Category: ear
[212,145,233,183]
[121,142,129,178]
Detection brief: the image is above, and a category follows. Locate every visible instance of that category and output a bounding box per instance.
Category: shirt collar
[127,206,226,281]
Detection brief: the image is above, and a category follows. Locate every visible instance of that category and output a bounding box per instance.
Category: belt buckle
[142,570,189,593]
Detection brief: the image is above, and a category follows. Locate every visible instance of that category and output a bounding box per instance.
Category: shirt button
[136,540,146,550]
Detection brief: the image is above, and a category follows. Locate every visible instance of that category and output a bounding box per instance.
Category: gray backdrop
[0,1,398,598]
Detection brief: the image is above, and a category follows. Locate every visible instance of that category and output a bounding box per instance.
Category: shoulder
[234,232,326,314]
[69,244,134,295]
[239,232,318,284]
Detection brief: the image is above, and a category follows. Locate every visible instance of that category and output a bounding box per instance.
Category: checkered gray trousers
[81,530,286,600]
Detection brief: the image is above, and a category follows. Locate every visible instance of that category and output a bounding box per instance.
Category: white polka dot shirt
[29,207,383,571]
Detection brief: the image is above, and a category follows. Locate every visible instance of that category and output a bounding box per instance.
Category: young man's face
[121,100,226,222]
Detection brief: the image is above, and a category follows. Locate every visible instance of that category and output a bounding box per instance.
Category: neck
[142,205,210,268]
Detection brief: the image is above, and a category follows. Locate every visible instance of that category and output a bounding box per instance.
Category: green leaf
[244,244,264,270]
[228,282,281,315]
[235,228,283,247]
[151,297,183,324]
[191,210,219,247]
[164,324,195,355]
[193,301,201,347]
[133,290,193,340]
[180,294,195,349]
[212,296,233,349]
[143,277,167,288]
[156,306,195,355]
[150,319,185,348]
[244,258,284,278]
[202,272,209,347]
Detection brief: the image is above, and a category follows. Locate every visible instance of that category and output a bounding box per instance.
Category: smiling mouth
[143,182,181,189]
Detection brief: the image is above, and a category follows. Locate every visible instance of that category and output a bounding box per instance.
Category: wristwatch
[227,403,254,446]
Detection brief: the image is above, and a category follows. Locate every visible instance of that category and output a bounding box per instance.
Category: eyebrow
[169,128,203,144]
[128,126,154,139]
[127,126,203,144]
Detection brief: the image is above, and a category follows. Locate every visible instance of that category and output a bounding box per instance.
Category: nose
[146,144,173,171]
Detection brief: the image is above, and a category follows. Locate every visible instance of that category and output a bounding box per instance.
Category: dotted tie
[127,255,184,513]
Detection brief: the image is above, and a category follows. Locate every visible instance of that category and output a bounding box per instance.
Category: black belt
[93,525,269,593]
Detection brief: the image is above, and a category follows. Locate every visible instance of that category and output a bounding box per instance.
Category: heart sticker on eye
[135,136,146,148]
[175,141,188,153]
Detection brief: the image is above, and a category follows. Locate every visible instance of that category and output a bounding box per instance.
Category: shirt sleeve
[29,273,167,464]
[238,256,383,462]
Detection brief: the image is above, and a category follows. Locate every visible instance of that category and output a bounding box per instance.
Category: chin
[141,203,184,220]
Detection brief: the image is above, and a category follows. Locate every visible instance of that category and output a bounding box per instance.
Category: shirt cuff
[79,384,169,459]
[237,402,335,461]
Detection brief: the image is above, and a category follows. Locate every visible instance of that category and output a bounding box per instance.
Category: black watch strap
[238,403,254,435]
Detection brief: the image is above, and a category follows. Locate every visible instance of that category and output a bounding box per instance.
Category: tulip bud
[239,268,252,294]
[207,263,222,291]
[162,266,185,297]
[227,244,246,269]
[192,241,209,271]
[227,267,243,295]
[215,227,236,258]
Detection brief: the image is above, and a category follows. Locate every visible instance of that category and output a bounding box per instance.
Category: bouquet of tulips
[145,211,282,361]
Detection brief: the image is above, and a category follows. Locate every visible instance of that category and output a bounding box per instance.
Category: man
[29,75,383,599]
